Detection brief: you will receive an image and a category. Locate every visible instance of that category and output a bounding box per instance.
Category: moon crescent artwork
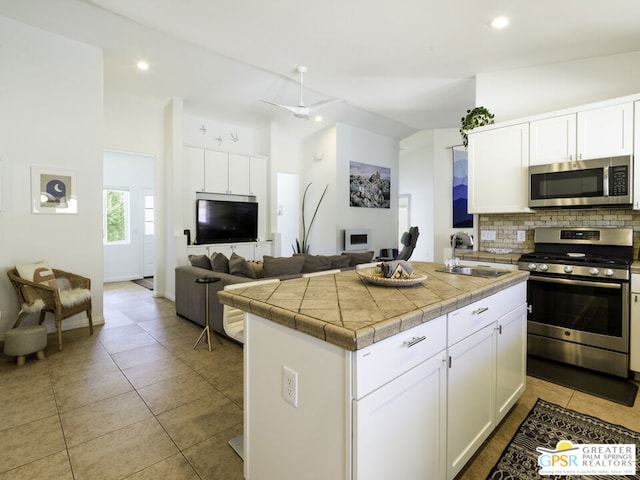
[40,174,71,208]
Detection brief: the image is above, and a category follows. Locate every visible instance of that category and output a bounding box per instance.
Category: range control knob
[539,264,549,272]
[564,266,573,274]
[527,263,537,271]
[604,269,615,277]
[589,268,599,276]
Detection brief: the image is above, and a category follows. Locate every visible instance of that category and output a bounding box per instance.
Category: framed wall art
[31,166,78,214]
[349,161,391,208]
[452,146,473,228]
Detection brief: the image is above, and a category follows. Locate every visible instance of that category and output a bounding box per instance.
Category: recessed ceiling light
[314,115,323,122]
[137,61,149,71]
[491,16,509,29]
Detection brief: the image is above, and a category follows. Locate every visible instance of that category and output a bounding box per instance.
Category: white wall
[476,51,640,122]
[301,123,399,256]
[0,16,103,335]
[399,128,462,263]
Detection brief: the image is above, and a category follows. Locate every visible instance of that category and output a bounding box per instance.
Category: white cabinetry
[529,114,576,166]
[353,316,447,480]
[577,102,633,160]
[529,103,633,166]
[184,146,205,191]
[630,274,640,372]
[227,153,251,195]
[468,123,530,214]
[634,102,640,210]
[495,303,527,422]
[186,241,272,262]
[446,283,526,479]
[204,150,230,194]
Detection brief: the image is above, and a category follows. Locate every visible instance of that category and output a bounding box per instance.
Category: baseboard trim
[0,315,104,341]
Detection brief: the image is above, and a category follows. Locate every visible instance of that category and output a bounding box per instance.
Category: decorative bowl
[356,268,427,287]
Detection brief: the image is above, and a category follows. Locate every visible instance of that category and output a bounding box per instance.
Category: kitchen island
[218,262,529,480]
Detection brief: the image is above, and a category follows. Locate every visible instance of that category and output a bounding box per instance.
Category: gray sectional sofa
[175,250,374,341]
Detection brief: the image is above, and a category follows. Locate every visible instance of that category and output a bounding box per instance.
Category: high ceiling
[3,0,640,139]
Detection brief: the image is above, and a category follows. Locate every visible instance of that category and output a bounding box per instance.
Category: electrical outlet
[517,230,526,242]
[481,230,496,241]
[282,366,298,407]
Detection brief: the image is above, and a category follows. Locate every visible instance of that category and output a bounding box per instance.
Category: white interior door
[276,172,299,257]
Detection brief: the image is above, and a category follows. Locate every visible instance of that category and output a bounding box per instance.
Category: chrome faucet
[451,232,474,251]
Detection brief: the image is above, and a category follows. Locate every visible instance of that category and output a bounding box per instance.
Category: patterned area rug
[487,399,640,479]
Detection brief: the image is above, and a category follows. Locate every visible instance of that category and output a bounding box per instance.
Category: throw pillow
[188,254,212,270]
[229,253,257,279]
[210,252,230,273]
[294,253,332,273]
[328,255,352,269]
[249,261,264,278]
[262,255,305,278]
[344,251,375,266]
[16,260,58,288]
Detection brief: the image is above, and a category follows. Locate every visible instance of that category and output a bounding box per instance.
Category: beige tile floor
[1,280,639,479]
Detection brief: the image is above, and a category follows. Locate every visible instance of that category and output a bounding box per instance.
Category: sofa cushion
[343,251,375,266]
[294,254,332,273]
[229,253,257,279]
[262,255,305,278]
[188,254,212,270]
[210,252,229,273]
[328,255,352,269]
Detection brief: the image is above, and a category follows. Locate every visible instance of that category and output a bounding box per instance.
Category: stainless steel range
[519,227,634,377]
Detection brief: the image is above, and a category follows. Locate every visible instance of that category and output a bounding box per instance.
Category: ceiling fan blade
[307,98,343,113]
[260,99,299,114]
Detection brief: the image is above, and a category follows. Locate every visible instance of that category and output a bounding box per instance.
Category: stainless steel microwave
[529,155,633,208]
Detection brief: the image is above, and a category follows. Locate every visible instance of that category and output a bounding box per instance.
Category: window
[144,194,154,235]
[103,188,130,244]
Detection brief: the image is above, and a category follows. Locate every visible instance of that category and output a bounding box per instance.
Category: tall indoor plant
[293,183,329,254]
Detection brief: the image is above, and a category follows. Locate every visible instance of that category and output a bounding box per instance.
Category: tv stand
[186,241,272,262]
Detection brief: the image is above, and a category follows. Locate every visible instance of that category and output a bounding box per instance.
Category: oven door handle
[528,275,622,290]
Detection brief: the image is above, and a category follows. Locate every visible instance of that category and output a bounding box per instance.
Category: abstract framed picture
[452,146,473,228]
[349,161,391,208]
[31,166,78,214]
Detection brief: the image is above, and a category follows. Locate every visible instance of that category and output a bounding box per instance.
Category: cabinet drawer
[353,315,446,399]
[448,283,525,346]
[632,274,640,292]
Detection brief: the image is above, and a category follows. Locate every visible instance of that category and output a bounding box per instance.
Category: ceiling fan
[261,66,341,120]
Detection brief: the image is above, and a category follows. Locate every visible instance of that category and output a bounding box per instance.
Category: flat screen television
[195,199,258,244]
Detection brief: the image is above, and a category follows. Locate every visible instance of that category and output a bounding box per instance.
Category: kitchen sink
[436,266,510,278]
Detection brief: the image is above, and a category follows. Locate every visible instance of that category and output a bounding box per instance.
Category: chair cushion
[15,261,58,288]
[229,253,257,279]
[59,288,91,307]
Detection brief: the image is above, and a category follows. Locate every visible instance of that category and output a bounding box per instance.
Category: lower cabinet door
[496,304,527,423]
[353,351,447,480]
[447,322,496,480]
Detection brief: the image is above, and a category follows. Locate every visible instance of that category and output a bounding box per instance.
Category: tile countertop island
[218,261,529,480]
[217,261,529,351]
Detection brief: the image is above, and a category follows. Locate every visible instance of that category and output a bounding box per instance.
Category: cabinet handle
[472,307,489,315]
[404,336,426,348]
[448,356,452,368]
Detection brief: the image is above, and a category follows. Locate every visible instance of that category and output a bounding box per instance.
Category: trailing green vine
[460,106,495,148]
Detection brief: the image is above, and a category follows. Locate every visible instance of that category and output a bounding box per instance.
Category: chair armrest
[8,270,59,306]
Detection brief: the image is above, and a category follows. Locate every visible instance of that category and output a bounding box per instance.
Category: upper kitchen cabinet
[530,102,633,166]
[468,123,530,214]
[529,114,576,166]
[578,102,633,159]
